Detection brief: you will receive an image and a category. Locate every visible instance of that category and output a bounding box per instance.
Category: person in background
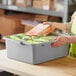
[43,11,76,57]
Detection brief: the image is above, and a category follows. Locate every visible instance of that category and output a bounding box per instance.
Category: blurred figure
[43,11,76,57]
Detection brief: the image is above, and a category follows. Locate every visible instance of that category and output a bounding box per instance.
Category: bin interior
[5,33,57,44]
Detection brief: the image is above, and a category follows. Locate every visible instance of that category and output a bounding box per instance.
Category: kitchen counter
[0,49,76,76]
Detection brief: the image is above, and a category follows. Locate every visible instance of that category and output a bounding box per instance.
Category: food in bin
[5,33,57,44]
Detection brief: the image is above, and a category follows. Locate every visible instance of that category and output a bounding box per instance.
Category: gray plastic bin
[5,38,69,64]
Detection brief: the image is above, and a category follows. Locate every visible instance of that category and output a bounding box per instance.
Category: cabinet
[0,15,24,36]
[0,15,24,42]
[0,0,69,22]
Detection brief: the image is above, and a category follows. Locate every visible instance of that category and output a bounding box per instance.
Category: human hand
[43,22,53,25]
[43,22,56,32]
[51,36,68,47]
[43,22,65,32]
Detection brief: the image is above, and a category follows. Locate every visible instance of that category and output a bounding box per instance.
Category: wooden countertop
[0,49,76,76]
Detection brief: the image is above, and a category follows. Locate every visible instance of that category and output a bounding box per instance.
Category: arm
[52,22,67,31]
[51,36,76,47]
[67,36,76,43]
[43,11,76,33]
[43,22,70,32]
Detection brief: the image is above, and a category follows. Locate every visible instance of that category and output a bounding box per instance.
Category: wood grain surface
[0,50,76,76]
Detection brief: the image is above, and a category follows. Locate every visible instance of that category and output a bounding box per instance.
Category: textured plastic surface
[5,38,69,64]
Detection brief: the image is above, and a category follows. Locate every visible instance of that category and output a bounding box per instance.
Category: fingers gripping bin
[5,37,69,64]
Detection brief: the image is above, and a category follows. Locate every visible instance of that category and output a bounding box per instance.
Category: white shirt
[71,11,76,35]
